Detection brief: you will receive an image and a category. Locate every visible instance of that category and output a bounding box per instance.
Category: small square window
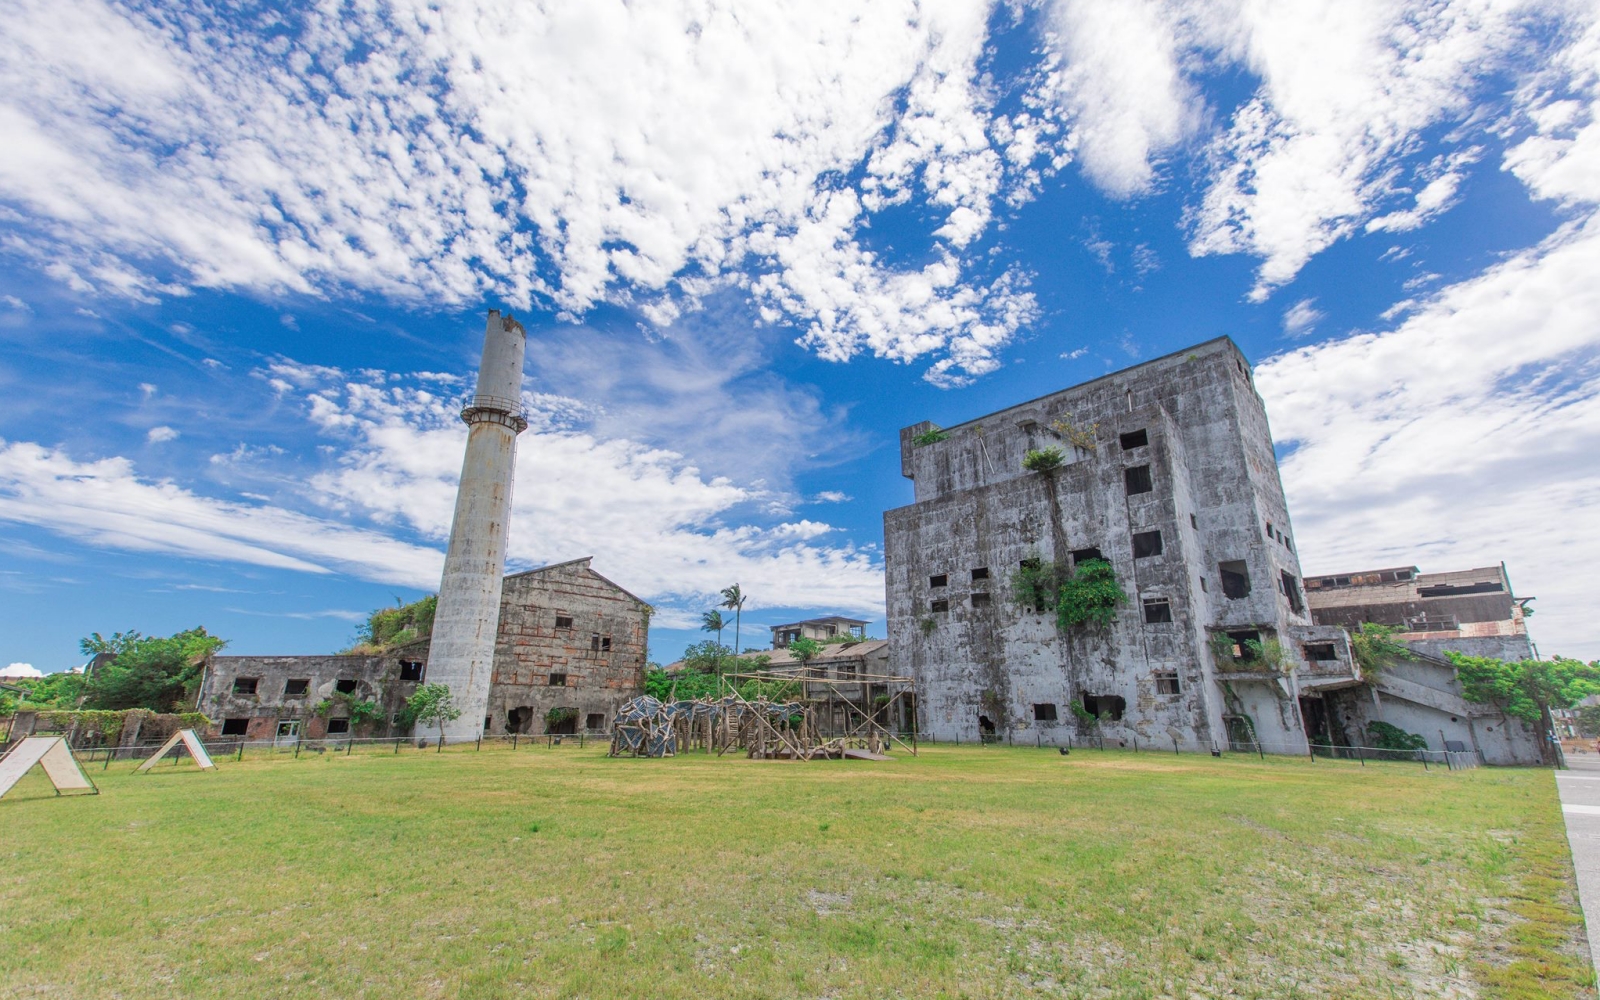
[1219,560,1250,599]
[1033,703,1058,722]
[232,677,258,696]
[586,713,606,731]
[1071,547,1104,566]
[970,567,989,581]
[600,636,612,652]
[929,573,948,588]
[1199,576,1208,592]
[1124,465,1153,495]
[221,717,249,736]
[971,592,991,607]
[1119,429,1148,450]
[590,634,601,651]
[1305,643,1338,661]
[1190,513,1198,530]
[930,598,949,613]
[549,673,567,687]
[398,660,423,682]
[327,718,350,735]
[335,678,358,695]
[284,678,309,696]
[1142,599,1172,623]
[1155,673,1181,695]
[1132,531,1163,558]
[555,615,573,629]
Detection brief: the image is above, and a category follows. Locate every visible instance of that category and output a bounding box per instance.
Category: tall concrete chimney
[425,310,527,742]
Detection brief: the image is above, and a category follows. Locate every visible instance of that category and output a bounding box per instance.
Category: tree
[1022,447,1065,472]
[680,640,737,674]
[1449,653,1600,765]
[700,609,727,647]
[1349,622,1412,678]
[5,671,86,710]
[404,683,461,744]
[789,637,823,666]
[720,584,747,653]
[79,627,226,712]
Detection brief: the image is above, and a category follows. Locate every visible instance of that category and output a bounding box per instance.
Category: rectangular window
[1219,560,1250,599]
[398,660,424,682]
[284,678,309,696]
[601,636,612,652]
[970,567,989,581]
[1033,703,1058,722]
[1305,643,1338,661]
[1124,464,1154,495]
[1281,571,1304,613]
[586,713,605,731]
[929,573,948,588]
[930,598,949,613]
[335,678,358,695]
[326,718,350,735]
[1131,531,1163,559]
[555,615,573,629]
[1119,428,1148,450]
[1081,694,1126,722]
[1142,599,1172,623]
[232,677,258,696]
[1155,673,1181,695]
[591,634,601,651]
[970,592,991,607]
[221,717,249,736]
[549,673,567,687]
[1071,547,1104,565]
[1190,513,1198,530]
[1198,576,1208,592]
[1265,521,1273,539]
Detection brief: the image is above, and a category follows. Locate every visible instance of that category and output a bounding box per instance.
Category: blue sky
[2,0,1598,673]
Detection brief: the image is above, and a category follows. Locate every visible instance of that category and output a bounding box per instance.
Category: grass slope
[1,744,1593,999]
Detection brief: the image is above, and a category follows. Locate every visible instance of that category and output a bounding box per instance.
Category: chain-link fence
[914,730,1483,769]
[67,730,607,768]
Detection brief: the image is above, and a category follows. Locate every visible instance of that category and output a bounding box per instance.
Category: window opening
[284,678,309,696]
[970,567,989,581]
[929,573,948,587]
[1280,571,1304,613]
[555,615,573,629]
[977,714,997,738]
[335,678,358,695]
[399,660,423,682]
[1131,531,1163,558]
[1190,513,1198,530]
[1155,673,1181,695]
[1124,465,1153,495]
[327,718,350,735]
[586,713,606,731]
[232,677,258,696]
[601,636,612,652]
[1081,694,1126,722]
[549,673,567,687]
[1305,643,1338,661]
[1142,599,1172,623]
[970,592,991,607]
[1224,630,1263,661]
[590,634,601,651]
[1033,703,1058,722]
[221,717,249,736]
[1071,547,1103,565]
[930,598,950,614]
[1120,428,1147,450]
[1218,561,1250,599]
[1198,576,1208,592]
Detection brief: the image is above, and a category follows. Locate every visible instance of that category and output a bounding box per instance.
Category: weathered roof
[663,638,887,672]
[502,556,650,608]
[770,615,871,630]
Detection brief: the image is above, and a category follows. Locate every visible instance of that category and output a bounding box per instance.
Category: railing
[66,730,610,767]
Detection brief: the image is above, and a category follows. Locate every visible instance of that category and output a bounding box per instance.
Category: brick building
[196,558,649,741]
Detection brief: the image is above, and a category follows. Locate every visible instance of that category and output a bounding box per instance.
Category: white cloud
[1281,298,1323,338]
[813,491,851,504]
[0,0,1044,386]
[146,425,178,443]
[3,662,43,678]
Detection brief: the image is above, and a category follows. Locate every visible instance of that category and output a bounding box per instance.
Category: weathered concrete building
[1306,563,1535,662]
[884,338,1357,752]
[770,616,869,648]
[196,558,649,741]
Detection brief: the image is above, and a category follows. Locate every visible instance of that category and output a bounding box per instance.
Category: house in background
[770,616,869,648]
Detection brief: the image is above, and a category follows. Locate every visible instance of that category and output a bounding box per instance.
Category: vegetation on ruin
[911,425,948,446]
[1209,633,1292,674]
[400,682,460,741]
[1365,720,1429,751]
[1350,621,1413,678]
[1021,445,1065,472]
[1449,653,1600,724]
[0,744,1589,1000]
[0,670,85,713]
[1009,556,1067,613]
[1069,700,1099,729]
[1048,417,1098,452]
[75,627,226,712]
[312,693,384,727]
[347,594,437,653]
[545,706,578,727]
[1054,558,1127,629]
[787,636,823,663]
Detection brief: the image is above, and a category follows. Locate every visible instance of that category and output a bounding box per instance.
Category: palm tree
[720,583,747,653]
[700,609,727,649]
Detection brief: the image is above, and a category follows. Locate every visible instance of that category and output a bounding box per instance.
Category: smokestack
[425,309,527,742]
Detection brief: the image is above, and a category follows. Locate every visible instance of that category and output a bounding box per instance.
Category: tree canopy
[349,595,437,653]
[1449,653,1600,723]
[78,627,226,712]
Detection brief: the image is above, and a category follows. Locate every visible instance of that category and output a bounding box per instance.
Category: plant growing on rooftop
[1022,446,1065,472]
[1349,622,1412,679]
[1055,559,1127,630]
[788,637,823,664]
[911,426,949,447]
[1243,638,1291,674]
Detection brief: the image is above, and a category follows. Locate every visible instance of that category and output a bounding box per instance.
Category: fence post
[237,741,245,762]
[393,738,400,755]
[476,735,482,752]
[512,732,518,750]
[346,739,353,756]
[1256,741,1264,761]
[1356,744,1364,767]
[1420,749,1429,771]
[294,740,301,759]
[1173,736,1179,756]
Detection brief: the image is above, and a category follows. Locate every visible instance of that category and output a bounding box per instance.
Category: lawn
[1,742,1593,999]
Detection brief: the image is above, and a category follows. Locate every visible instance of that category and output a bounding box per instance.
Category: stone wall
[197,649,425,740]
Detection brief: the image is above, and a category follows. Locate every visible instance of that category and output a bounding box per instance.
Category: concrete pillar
[426,310,528,742]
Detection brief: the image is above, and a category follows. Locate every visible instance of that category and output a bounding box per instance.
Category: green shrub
[1366,721,1427,751]
[1056,559,1126,629]
[911,427,948,447]
[1022,447,1065,472]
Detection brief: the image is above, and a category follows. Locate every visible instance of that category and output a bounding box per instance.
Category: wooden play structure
[609,666,916,761]
[0,737,98,800]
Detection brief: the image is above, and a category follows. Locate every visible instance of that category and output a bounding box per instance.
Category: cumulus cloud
[3,662,43,678]
[146,425,178,443]
[1281,298,1323,338]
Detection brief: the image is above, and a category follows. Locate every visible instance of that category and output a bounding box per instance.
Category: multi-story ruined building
[1306,563,1535,662]
[770,616,869,648]
[884,337,1355,752]
[196,558,649,742]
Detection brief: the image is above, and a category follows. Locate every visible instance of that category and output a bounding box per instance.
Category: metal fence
[914,730,1483,770]
[68,730,608,768]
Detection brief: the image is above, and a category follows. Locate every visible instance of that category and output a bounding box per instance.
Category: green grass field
[1,743,1593,999]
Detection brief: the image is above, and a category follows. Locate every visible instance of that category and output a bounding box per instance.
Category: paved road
[1556,754,1600,972]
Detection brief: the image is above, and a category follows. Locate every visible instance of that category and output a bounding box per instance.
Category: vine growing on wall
[1055,559,1127,629]
[313,693,384,725]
